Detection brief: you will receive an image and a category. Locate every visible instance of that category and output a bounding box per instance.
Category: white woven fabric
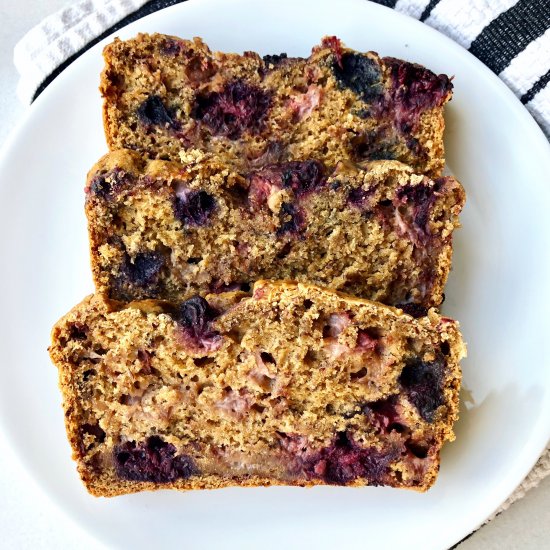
[499,28,550,96]
[13,0,149,103]
[394,0,429,19]
[423,0,518,48]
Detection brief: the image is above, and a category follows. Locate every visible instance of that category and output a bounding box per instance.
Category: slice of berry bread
[101,34,453,176]
[85,149,465,314]
[49,281,465,496]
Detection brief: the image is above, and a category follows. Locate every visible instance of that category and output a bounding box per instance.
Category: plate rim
[0,0,549,548]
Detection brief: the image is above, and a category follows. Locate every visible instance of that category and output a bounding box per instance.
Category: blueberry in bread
[49,281,465,496]
[101,34,453,176]
[85,149,465,313]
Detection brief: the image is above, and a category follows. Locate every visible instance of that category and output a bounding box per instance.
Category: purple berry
[363,397,407,434]
[137,95,178,128]
[68,323,88,340]
[114,436,198,483]
[247,169,280,208]
[175,296,222,351]
[333,53,383,103]
[277,202,305,236]
[395,182,436,237]
[396,302,428,318]
[381,58,452,132]
[161,38,183,56]
[305,432,396,485]
[177,296,217,327]
[263,53,288,66]
[347,186,375,208]
[362,396,400,426]
[88,175,110,196]
[248,160,324,209]
[280,160,325,196]
[406,135,425,157]
[122,251,164,288]
[173,189,216,227]
[87,168,128,199]
[399,356,445,422]
[192,80,271,139]
[322,36,344,67]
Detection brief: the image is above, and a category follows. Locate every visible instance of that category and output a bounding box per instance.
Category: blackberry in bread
[101,34,453,176]
[49,281,464,496]
[86,149,465,313]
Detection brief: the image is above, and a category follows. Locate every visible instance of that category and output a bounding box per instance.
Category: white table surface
[0,1,549,548]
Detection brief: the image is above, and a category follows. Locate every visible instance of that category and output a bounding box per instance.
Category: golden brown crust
[49,282,464,497]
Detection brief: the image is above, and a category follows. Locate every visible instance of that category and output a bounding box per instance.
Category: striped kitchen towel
[13,0,550,138]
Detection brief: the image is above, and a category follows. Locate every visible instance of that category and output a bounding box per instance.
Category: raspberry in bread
[49,281,464,496]
[85,149,465,314]
[101,34,453,176]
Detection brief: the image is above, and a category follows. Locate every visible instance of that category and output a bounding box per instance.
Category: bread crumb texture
[86,150,464,312]
[49,281,465,496]
[101,34,452,177]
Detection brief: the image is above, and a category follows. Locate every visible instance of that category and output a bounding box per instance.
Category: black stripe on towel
[521,67,550,104]
[371,0,399,7]
[420,0,441,22]
[469,0,550,75]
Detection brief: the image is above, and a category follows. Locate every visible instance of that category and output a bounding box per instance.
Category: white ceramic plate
[1,0,549,548]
